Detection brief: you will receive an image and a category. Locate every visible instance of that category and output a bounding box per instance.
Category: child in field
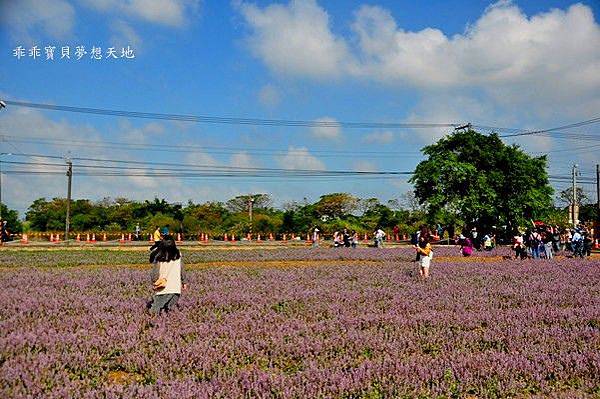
[459,235,473,257]
[148,236,187,315]
[415,236,433,279]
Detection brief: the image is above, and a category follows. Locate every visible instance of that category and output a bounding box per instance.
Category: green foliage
[0,203,22,233]
[20,193,428,235]
[226,194,272,212]
[410,130,554,234]
[314,193,359,219]
[578,204,599,224]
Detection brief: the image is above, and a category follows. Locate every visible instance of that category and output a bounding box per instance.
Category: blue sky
[1,0,599,214]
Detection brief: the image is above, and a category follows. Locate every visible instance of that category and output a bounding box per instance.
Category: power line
[496,116,600,138]
[1,100,461,129]
[4,153,414,175]
[0,158,414,178]
[0,134,424,159]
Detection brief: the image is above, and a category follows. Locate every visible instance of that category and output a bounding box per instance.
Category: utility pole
[572,164,578,227]
[596,164,599,216]
[248,196,254,235]
[454,123,472,131]
[65,157,72,242]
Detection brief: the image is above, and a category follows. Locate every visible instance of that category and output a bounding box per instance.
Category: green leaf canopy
[409,130,554,234]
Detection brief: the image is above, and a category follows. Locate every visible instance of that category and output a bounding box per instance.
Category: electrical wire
[1,100,461,129]
[0,134,424,159]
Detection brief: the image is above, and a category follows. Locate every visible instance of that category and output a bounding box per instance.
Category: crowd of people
[454,223,595,260]
[511,225,594,260]
[457,227,496,256]
[330,229,359,248]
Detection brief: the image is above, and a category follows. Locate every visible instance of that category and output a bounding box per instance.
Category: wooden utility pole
[596,164,599,216]
[570,164,578,226]
[65,159,72,242]
[248,196,254,236]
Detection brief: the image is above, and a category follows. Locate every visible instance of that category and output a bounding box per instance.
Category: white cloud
[239,1,600,119]
[238,0,351,78]
[257,84,280,108]
[353,160,377,172]
[310,117,341,140]
[229,152,254,168]
[119,120,166,143]
[110,20,143,52]
[79,0,200,27]
[276,146,325,170]
[0,107,201,210]
[1,0,75,43]
[404,94,493,143]
[184,150,219,167]
[363,131,394,144]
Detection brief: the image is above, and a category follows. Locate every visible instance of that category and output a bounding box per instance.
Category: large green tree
[410,130,553,234]
[314,193,359,220]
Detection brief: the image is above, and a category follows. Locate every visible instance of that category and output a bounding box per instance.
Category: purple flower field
[0,246,512,268]
[1,254,599,398]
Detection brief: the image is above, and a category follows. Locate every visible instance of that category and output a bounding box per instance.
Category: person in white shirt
[148,236,187,315]
[374,228,386,248]
[312,228,319,247]
[571,229,583,258]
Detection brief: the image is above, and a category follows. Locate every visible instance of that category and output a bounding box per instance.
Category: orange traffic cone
[76,234,81,242]
[55,233,60,243]
[21,234,28,244]
[148,233,153,243]
[224,233,228,242]
[128,233,132,241]
[86,233,90,243]
[103,233,107,242]
[119,233,125,243]
[176,233,182,243]
[231,234,236,242]
[91,233,96,243]
[257,234,261,241]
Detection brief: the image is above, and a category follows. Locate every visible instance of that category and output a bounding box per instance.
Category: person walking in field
[374,228,386,248]
[415,234,433,279]
[351,230,358,248]
[312,227,320,248]
[150,225,162,250]
[148,236,187,315]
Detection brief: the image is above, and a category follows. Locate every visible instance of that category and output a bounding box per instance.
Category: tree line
[14,193,428,236]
